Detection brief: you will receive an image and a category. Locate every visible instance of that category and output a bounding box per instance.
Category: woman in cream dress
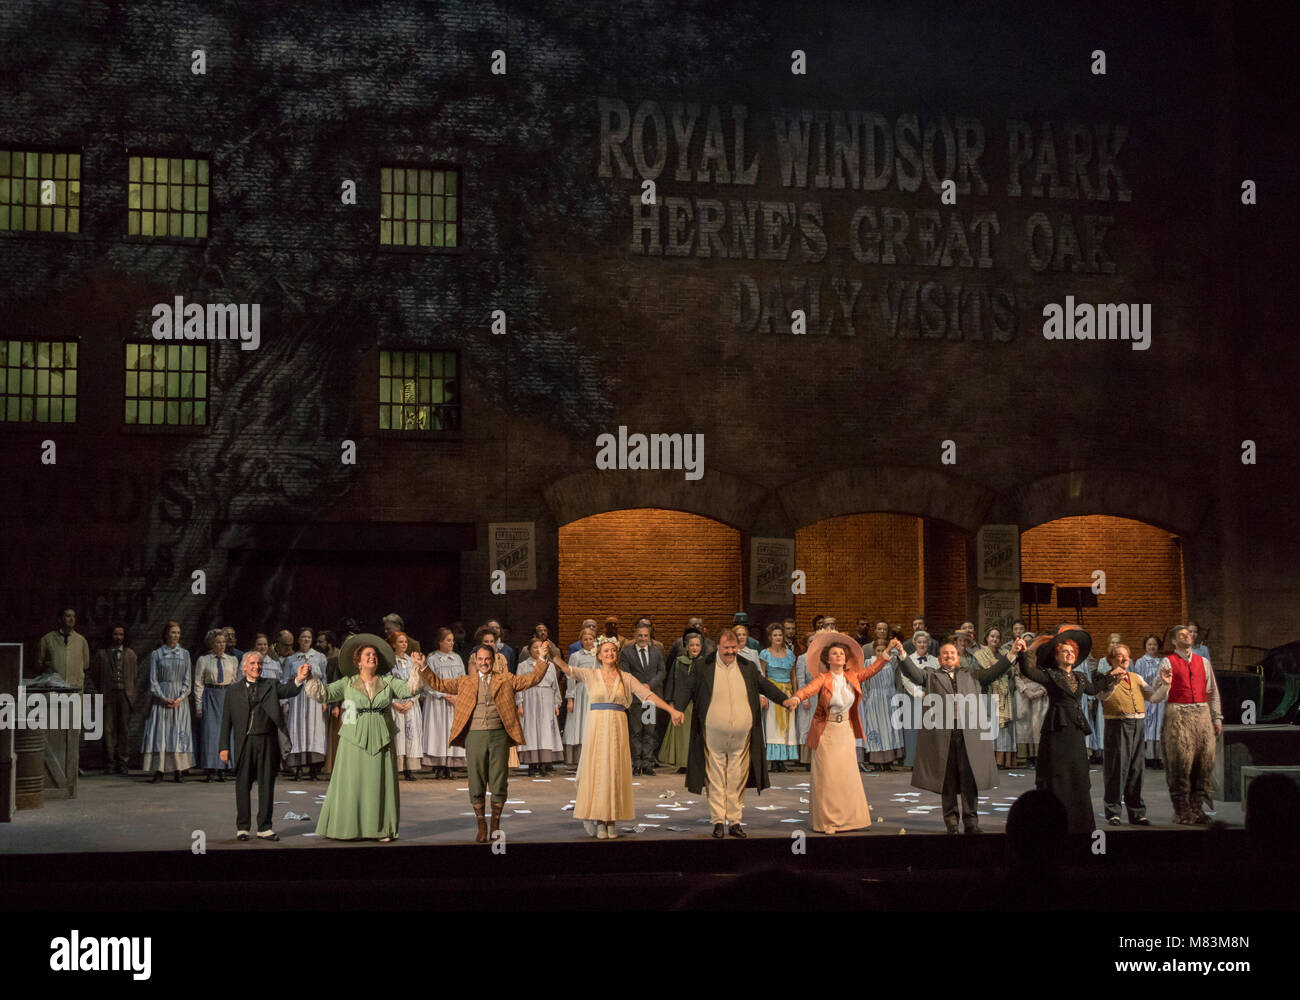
[552,636,683,839]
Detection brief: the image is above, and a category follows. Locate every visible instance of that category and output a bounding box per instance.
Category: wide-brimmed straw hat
[1035,623,1092,671]
[338,632,396,677]
[804,631,865,675]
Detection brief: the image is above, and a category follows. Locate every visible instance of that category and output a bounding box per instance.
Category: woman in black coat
[1018,624,1117,835]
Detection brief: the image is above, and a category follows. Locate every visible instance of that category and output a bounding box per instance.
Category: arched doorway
[1020,515,1185,645]
[557,509,742,644]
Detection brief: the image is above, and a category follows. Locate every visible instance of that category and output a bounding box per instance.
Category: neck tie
[640,647,647,670]
[217,655,223,684]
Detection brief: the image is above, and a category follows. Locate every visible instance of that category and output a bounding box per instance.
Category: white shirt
[827,671,853,713]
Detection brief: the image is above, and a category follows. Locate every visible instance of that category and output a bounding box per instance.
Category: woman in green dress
[657,629,702,772]
[303,632,428,842]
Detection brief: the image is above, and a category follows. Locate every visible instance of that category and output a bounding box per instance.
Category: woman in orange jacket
[784,631,894,834]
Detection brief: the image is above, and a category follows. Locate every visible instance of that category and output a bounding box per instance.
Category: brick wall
[794,513,923,640]
[1020,515,1183,655]
[557,509,741,646]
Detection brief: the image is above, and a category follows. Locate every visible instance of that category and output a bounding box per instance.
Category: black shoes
[642,766,656,776]
[218,771,226,783]
[964,823,983,834]
[173,771,184,783]
[403,770,415,782]
[729,824,747,839]
[945,822,960,834]
[258,832,281,842]
[236,831,250,841]
[712,823,725,839]
[1132,816,1151,826]
[149,772,164,784]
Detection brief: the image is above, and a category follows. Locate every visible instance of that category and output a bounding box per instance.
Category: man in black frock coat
[673,629,792,838]
[219,652,312,841]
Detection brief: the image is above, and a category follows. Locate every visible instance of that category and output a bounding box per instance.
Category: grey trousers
[1103,717,1146,820]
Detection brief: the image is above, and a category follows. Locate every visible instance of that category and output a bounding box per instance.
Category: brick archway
[544,469,769,531]
[778,466,995,534]
[1008,469,1211,535]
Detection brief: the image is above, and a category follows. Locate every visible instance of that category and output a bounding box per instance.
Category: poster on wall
[489,522,536,591]
[977,524,1020,590]
[750,537,795,604]
[979,591,1022,642]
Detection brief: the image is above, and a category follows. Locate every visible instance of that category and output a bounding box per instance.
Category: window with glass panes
[379,166,458,248]
[0,341,77,422]
[0,150,82,233]
[128,156,210,239]
[378,350,459,431]
[124,343,208,426]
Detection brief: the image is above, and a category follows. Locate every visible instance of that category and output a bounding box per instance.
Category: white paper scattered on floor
[561,803,574,811]
[456,787,469,791]
[283,811,311,821]
[645,814,670,819]
[1008,773,1025,777]
[781,818,801,823]
[754,805,784,811]
[302,833,319,837]
[657,790,677,799]
[506,799,526,804]
[288,790,307,795]
[273,801,288,805]
[566,777,577,782]
[532,779,551,782]
[513,809,532,814]
[667,826,691,832]
[994,807,1010,812]
[798,809,808,814]
[799,797,809,803]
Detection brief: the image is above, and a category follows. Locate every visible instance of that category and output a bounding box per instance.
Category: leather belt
[828,712,846,723]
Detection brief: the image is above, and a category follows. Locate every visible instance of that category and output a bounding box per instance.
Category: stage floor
[0,762,1241,852]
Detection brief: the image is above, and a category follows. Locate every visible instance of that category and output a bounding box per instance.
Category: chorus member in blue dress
[568,620,598,656]
[859,627,904,771]
[792,633,818,771]
[1187,621,1211,663]
[422,628,467,779]
[389,632,425,781]
[194,628,238,781]
[759,624,800,772]
[897,630,935,767]
[515,638,564,776]
[283,627,328,780]
[1133,634,1165,767]
[1084,634,1120,762]
[564,626,597,767]
[142,621,194,782]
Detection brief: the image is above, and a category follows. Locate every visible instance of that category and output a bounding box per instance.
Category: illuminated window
[124,343,208,425]
[0,150,81,233]
[378,350,460,431]
[380,165,459,248]
[0,340,77,422]
[127,155,210,239]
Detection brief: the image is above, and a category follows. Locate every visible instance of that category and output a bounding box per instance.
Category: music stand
[1021,582,1053,632]
[1056,586,1098,627]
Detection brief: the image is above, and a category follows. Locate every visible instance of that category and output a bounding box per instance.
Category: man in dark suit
[674,628,792,838]
[620,623,667,775]
[91,624,137,775]
[219,651,312,842]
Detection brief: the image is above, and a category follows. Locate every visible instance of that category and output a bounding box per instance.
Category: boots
[309,765,321,781]
[473,804,488,843]
[489,801,504,837]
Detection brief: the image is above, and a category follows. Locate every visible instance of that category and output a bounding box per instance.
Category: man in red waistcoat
[1158,625,1223,824]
